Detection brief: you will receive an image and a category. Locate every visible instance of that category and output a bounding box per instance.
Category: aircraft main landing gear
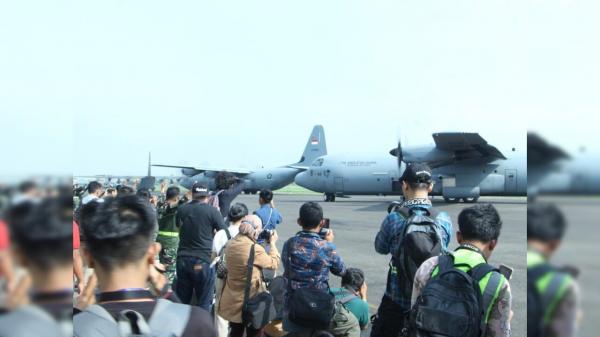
[462,197,479,203]
[324,193,336,202]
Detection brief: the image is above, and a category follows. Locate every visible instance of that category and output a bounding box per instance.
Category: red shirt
[73,221,80,250]
[0,220,9,251]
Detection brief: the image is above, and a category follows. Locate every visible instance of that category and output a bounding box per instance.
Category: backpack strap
[338,294,357,305]
[265,208,274,229]
[148,299,191,336]
[437,254,455,274]
[540,272,569,314]
[471,264,503,322]
[217,229,233,257]
[118,309,152,336]
[528,263,554,282]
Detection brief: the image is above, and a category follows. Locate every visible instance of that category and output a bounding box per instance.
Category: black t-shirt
[82,300,216,337]
[218,182,245,218]
[177,200,225,263]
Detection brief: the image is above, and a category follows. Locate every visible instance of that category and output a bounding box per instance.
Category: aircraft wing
[527,132,570,166]
[286,165,309,171]
[391,132,507,168]
[432,132,507,162]
[152,164,252,176]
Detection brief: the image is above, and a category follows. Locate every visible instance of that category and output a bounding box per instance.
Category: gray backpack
[0,305,72,337]
[73,299,191,337]
[328,300,360,337]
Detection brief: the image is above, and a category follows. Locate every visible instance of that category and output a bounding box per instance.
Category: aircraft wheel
[324,193,335,202]
[330,194,336,202]
[463,197,479,203]
[444,197,460,203]
[251,191,257,195]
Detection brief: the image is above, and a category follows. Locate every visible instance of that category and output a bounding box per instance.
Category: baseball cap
[401,163,433,184]
[191,183,209,196]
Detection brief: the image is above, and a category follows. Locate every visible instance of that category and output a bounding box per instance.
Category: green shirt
[330,287,369,328]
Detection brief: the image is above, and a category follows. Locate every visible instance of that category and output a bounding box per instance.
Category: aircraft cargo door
[334,177,344,193]
[505,169,517,194]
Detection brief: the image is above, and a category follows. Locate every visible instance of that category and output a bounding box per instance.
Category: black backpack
[392,207,443,299]
[409,254,502,337]
[527,263,569,337]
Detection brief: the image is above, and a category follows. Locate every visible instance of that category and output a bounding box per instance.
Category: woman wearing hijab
[218,212,280,337]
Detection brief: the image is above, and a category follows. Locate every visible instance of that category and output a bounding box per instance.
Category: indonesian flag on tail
[311,138,319,145]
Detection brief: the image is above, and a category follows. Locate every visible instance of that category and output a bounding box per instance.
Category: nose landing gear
[324,193,336,202]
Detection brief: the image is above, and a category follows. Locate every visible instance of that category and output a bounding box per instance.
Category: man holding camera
[282,202,359,337]
[371,163,453,337]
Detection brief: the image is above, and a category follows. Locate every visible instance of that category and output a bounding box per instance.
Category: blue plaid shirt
[282,231,346,292]
[374,198,453,309]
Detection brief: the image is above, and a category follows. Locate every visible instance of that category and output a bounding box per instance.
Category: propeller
[389,140,404,168]
[396,140,403,167]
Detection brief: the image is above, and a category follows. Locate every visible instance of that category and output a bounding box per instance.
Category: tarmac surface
[235,193,527,337]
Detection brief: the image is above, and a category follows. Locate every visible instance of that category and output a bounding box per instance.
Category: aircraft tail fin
[294,125,327,167]
[139,152,156,190]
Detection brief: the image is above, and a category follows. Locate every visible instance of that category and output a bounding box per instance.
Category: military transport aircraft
[152,125,327,193]
[293,132,527,202]
[528,132,600,196]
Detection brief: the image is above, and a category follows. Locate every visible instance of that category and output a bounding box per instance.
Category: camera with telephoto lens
[258,229,275,241]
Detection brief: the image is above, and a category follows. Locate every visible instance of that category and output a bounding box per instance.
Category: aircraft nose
[294,171,312,189]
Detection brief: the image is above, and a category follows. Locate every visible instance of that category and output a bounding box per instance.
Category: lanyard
[96,288,154,303]
[456,243,488,263]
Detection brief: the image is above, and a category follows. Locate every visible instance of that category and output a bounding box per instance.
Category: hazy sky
[1,1,598,177]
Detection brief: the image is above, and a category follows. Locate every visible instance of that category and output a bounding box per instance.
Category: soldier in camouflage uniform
[156,186,181,284]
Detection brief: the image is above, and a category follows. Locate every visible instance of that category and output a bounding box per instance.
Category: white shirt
[81,194,104,205]
[212,224,240,255]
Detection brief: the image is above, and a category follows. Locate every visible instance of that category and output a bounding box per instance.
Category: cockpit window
[312,158,324,167]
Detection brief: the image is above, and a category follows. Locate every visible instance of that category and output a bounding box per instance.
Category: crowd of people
[0,166,580,337]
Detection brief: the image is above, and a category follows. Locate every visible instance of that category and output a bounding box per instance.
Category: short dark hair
[458,203,503,242]
[341,267,365,292]
[259,189,273,203]
[79,199,102,234]
[165,186,180,201]
[7,198,72,271]
[81,195,157,271]
[215,172,237,190]
[528,203,567,242]
[117,185,135,196]
[106,187,116,194]
[299,202,323,229]
[87,181,103,194]
[228,203,249,222]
